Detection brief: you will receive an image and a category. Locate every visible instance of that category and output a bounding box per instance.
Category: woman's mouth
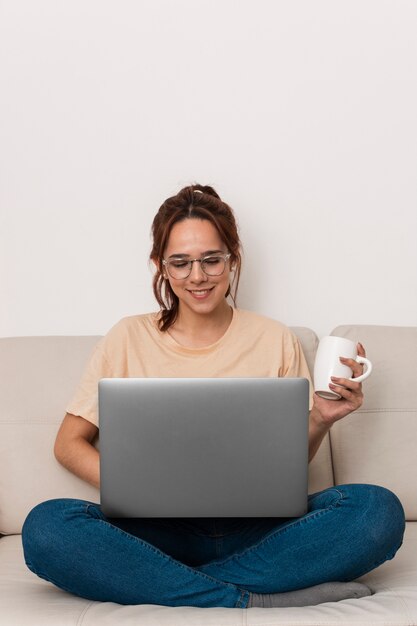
[187,287,214,300]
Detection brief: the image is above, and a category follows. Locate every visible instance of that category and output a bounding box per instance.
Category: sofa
[1,323,416,625]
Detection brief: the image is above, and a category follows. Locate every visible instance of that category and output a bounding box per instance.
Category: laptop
[98,377,309,518]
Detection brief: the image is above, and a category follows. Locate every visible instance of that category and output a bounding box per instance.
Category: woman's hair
[150,183,242,332]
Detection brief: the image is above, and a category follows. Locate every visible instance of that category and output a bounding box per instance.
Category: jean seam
[235,589,250,608]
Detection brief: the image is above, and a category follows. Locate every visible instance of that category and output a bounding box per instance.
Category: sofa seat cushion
[1,523,417,625]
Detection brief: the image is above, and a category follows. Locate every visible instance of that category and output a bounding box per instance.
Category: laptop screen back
[99,377,309,518]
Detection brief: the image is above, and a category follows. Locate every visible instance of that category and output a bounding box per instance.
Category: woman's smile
[186,286,215,299]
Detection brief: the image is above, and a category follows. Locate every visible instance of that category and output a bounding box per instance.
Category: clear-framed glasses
[162,253,232,280]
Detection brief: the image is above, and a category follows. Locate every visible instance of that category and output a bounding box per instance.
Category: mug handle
[348,356,373,383]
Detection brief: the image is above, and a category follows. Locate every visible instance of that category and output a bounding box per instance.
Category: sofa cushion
[329,326,417,520]
[1,523,416,625]
[0,336,101,535]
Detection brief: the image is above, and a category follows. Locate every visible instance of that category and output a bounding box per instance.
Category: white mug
[314,336,373,400]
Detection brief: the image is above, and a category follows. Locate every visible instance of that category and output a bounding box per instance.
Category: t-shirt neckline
[154,306,238,354]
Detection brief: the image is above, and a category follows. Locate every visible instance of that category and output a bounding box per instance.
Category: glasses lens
[167,260,192,279]
[201,256,226,276]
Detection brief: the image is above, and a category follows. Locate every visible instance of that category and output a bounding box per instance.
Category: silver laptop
[99,377,309,518]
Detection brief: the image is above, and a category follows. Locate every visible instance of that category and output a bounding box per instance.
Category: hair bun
[189,184,221,200]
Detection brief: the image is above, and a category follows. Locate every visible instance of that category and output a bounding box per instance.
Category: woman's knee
[364,484,405,551]
[22,498,97,570]
[343,483,405,555]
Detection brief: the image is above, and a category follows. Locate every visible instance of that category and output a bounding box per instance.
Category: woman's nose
[189,260,207,281]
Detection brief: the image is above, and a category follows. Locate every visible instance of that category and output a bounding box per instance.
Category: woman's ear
[153,257,168,279]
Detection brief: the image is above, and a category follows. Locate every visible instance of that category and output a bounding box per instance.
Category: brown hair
[150,183,242,332]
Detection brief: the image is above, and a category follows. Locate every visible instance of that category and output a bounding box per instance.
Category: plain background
[1,0,416,339]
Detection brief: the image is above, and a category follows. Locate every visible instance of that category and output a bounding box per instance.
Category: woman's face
[162,218,232,319]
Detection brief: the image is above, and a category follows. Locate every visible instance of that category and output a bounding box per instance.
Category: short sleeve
[66,337,113,427]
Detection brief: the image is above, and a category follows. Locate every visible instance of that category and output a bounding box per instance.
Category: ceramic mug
[314,336,373,400]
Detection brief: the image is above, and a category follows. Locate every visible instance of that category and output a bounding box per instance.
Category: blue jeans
[21,484,405,608]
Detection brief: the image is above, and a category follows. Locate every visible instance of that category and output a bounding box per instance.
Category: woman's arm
[308,342,366,462]
[54,413,100,489]
[308,407,331,462]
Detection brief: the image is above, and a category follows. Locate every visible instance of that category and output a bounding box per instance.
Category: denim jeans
[21,484,405,608]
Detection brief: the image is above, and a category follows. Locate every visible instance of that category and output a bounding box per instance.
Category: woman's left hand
[312,342,366,427]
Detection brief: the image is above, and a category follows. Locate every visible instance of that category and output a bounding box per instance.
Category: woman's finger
[328,383,355,401]
[329,381,363,407]
[357,342,366,357]
[331,376,362,393]
[339,356,364,379]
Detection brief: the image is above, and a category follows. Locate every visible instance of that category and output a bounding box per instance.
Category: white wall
[1,0,416,339]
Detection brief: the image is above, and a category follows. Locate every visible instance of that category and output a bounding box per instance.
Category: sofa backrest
[1,324,415,534]
[0,336,101,535]
[329,325,417,521]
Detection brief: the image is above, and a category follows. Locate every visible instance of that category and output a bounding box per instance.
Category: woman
[22,184,405,609]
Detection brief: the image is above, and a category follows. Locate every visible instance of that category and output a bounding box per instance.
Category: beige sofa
[1,323,416,625]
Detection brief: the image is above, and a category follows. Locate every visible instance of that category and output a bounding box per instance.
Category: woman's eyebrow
[168,249,224,259]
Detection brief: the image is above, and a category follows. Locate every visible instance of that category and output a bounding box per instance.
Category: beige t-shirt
[66,307,313,427]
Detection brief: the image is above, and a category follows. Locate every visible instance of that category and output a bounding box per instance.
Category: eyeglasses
[162,253,231,280]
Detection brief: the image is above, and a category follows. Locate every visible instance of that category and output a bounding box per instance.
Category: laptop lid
[99,377,309,518]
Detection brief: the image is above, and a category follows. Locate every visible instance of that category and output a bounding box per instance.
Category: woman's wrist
[309,405,332,432]
[308,405,331,462]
